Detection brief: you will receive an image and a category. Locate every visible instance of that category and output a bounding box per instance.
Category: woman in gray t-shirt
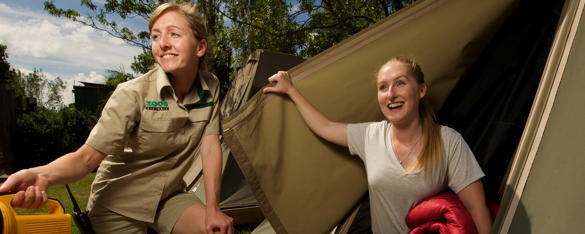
[263,57,492,233]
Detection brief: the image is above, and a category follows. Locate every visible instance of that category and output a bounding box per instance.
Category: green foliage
[104,69,134,90]
[2,43,66,110]
[0,44,11,84]
[19,69,47,102]
[44,0,154,49]
[131,49,156,74]
[58,108,99,153]
[43,0,417,81]
[2,44,63,110]
[16,108,65,167]
[2,43,98,169]
[46,77,66,110]
[15,107,97,169]
[12,68,67,110]
[0,45,23,96]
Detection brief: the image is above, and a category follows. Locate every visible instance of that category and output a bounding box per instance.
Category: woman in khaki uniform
[0,2,233,234]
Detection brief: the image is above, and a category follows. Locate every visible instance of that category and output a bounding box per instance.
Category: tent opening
[437,0,566,202]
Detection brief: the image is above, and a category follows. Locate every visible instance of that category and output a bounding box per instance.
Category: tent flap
[223,0,520,233]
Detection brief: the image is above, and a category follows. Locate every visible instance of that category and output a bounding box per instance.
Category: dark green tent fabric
[222,0,520,233]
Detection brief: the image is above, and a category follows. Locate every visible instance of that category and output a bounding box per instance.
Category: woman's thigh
[88,203,147,234]
[155,192,205,234]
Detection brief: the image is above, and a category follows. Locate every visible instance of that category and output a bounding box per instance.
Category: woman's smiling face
[376,60,426,126]
[150,10,205,76]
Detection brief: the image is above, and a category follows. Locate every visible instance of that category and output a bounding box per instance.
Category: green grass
[4,173,256,233]
[10,173,95,234]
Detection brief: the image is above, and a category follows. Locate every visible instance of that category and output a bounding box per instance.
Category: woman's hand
[205,208,234,234]
[0,144,105,210]
[263,71,294,95]
[0,169,49,209]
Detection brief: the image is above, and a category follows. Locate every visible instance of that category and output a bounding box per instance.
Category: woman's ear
[196,38,207,57]
[419,83,427,99]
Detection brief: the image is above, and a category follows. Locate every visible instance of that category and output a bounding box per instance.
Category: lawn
[0,173,94,234]
[3,173,256,234]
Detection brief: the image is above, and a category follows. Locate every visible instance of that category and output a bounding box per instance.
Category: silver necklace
[398,136,422,165]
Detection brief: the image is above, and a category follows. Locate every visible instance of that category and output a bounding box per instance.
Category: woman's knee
[171,204,207,234]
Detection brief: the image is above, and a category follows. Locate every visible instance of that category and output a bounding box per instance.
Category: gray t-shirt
[347,121,484,233]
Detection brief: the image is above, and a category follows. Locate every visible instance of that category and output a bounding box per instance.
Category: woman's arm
[0,144,106,208]
[263,71,348,147]
[200,134,234,234]
[457,180,492,234]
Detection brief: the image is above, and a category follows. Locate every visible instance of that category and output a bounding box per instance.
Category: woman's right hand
[0,169,49,209]
[262,71,294,95]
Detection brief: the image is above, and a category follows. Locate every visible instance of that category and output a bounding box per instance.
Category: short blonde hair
[149,1,208,70]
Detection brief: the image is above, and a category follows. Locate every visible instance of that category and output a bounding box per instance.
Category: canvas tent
[222,0,521,233]
[215,0,585,233]
[495,0,585,233]
[184,50,304,225]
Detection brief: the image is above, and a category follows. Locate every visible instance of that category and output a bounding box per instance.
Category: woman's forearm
[469,206,492,234]
[201,134,223,211]
[30,144,105,186]
[287,88,348,147]
[457,180,492,234]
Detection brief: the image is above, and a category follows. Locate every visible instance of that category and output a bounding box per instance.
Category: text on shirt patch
[145,101,169,111]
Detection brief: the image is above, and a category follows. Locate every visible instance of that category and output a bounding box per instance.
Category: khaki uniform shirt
[85,65,220,223]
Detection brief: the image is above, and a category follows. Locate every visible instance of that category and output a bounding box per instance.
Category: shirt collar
[154,65,213,104]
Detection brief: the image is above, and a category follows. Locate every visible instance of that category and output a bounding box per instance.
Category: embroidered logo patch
[145,101,169,110]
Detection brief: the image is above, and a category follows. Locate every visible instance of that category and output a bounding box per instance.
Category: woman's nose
[159,35,171,49]
[386,86,396,99]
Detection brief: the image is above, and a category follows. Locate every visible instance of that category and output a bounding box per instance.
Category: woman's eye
[151,35,159,40]
[171,32,180,37]
[378,85,387,91]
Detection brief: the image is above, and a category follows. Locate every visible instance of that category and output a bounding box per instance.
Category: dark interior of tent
[437,0,565,202]
[345,0,566,232]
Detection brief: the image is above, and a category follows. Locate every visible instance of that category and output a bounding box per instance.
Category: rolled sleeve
[86,84,140,155]
[202,76,221,136]
[203,88,220,136]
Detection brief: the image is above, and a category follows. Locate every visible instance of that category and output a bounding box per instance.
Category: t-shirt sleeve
[347,122,371,161]
[445,127,485,193]
[85,84,140,155]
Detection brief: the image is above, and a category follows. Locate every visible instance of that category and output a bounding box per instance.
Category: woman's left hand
[205,208,234,234]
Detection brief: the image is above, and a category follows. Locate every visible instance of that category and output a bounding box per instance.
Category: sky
[0,0,145,105]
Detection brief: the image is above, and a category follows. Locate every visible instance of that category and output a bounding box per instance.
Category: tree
[43,0,416,82]
[13,68,66,110]
[19,69,47,103]
[1,43,98,170]
[0,44,11,84]
[46,77,66,110]
[0,44,23,96]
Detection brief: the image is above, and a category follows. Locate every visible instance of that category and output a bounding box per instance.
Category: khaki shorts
[88,192,202,234]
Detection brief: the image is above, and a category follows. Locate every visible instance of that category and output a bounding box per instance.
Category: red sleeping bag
[405,192,477,234]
